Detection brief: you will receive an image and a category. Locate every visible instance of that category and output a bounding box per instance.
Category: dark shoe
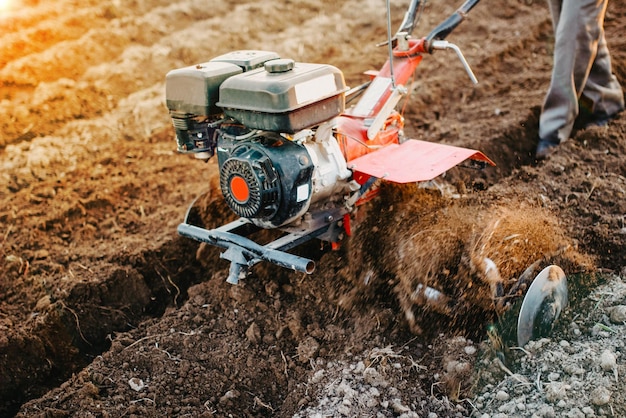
[583,111,620,128]
[535,139,559,160]
[576,95,623,129]
[578,105,624,129]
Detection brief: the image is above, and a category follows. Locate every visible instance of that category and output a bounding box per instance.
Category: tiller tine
[516,265,568,347]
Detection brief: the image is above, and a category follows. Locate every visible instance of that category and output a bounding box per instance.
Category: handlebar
[396,0,425,36]
[424,0,481,52]
[394,0,481,53]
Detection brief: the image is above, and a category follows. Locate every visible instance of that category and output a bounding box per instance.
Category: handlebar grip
[425,13,463,47]
[424,0,480,51]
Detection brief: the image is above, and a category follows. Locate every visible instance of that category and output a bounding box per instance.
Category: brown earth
[1,0,625,417]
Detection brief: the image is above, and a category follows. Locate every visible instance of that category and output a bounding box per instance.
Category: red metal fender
[347,139,495,183]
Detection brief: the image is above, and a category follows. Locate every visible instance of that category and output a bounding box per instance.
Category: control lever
[430,40,478,84]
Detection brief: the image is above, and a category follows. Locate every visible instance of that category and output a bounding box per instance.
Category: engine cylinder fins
[220,156,280,219]
[171,115,193,130]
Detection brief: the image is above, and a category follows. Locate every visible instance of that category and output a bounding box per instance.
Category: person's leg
[538,0,578,147]
[581,31,624,121]
[537,0,613,157]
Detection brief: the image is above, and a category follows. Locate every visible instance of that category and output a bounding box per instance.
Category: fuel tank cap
[265,58,295,73]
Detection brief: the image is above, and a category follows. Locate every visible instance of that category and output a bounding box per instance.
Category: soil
[1,0,625,417]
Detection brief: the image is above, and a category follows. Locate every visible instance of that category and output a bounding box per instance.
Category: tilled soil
[1,0,625,417]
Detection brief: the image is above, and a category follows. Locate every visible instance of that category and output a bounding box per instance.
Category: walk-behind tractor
[165,0,568,346]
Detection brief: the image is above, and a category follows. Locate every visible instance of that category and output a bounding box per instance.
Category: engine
[166,50,356,228]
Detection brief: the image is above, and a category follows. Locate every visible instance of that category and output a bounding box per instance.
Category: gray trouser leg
[539,0,624,144]
[582,31,624,116]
